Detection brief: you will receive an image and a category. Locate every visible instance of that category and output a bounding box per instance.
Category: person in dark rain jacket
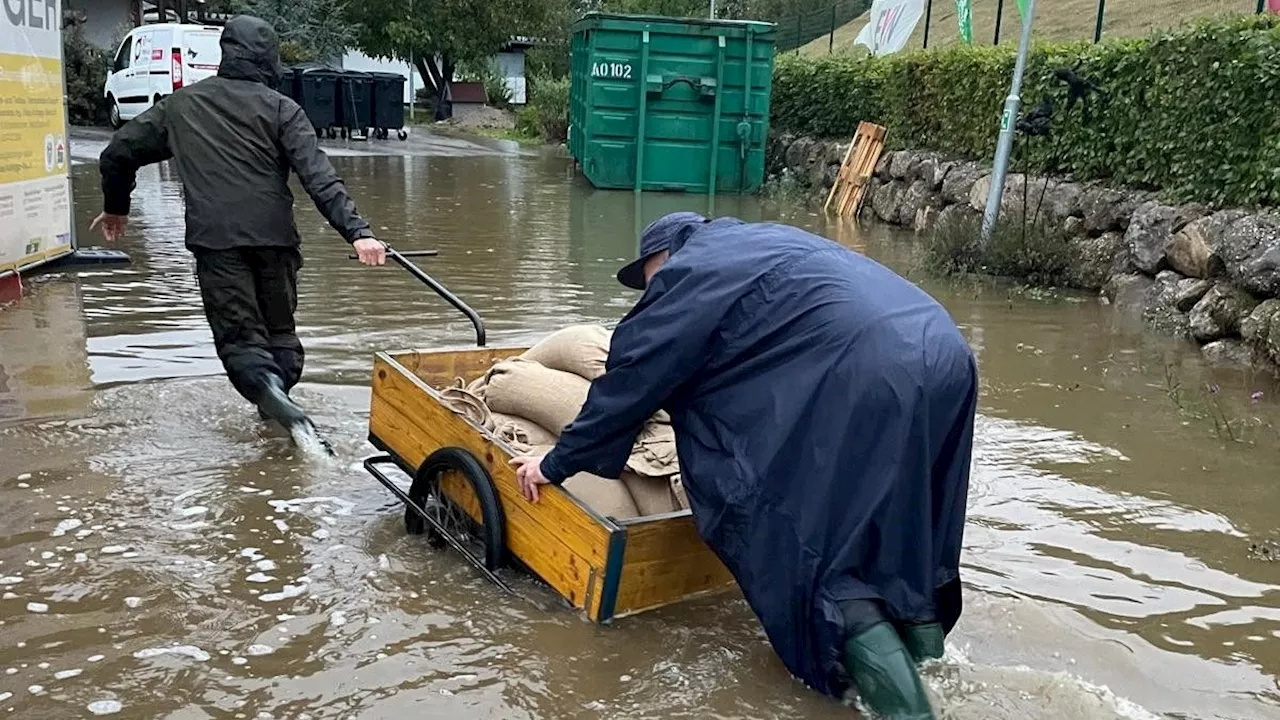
[92,15,384,444]
[511,212,978,719]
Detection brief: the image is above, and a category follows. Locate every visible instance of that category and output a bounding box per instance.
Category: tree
[347,0,557,119]
[235,0,355,63]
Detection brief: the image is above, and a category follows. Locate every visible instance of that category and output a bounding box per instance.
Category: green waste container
[569,12,776,194]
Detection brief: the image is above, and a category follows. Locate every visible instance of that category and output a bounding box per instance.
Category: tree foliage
[234,0,355,63]
[62,9,110,126]
[773,15,1280,208]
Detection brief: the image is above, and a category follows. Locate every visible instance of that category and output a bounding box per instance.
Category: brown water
[1,130,1278,719]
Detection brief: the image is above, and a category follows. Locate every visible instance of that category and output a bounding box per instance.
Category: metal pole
[710,0,716,18]
[1259,0,1266,13]
[830,5,836,53]
[923,0,932,49]
[408,0,415,121]
[980,0,1037,243]
[994,0,1004,44]
[1093,0,1106,43]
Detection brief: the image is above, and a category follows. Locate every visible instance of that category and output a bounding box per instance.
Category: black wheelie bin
[368,72,408,140]
[296,66,341,137]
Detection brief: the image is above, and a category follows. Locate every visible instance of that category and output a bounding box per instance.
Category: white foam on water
[16,483,30,489]
[120,552,138,559]
[0,576,21,585]
[180,506,208,517]
[27,685,44,695]
[76,529,94,539]
[169,521,208,531]
[232,657,247,665]
[247,644,273,656]
[100,546,128,555]
[0,692,10,702]
[39,551,54,560]
[74,553,88,563]
[54,668,82,680]
[330,611,347,627]
[254,560,276,572]
[87,655,105,663]
[269,497,356,517]
[3,592,18,600]
[273,519,290,533]
[37,663,49,669]
[312,529,330,540]
[26,602,48,613]
[132,645,211,662]
[240,486,260,493]
[4,668,16,675]
[16,473,31,481]
[124,597,142,609]
[246,573,274,584]
[173,489,201,505]
[260,584,307,603]
[52,519,83,537]
[87,700,123,715]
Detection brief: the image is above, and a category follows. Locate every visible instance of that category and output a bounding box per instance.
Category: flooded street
[1,129,1278,719]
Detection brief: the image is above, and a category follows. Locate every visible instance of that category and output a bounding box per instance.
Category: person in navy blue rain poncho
[511,212,978,719]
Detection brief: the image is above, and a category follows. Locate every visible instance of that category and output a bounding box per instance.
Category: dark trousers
[194,246,304,404]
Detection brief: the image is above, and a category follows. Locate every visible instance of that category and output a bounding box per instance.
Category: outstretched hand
[90,212,128,241]
[510,454,551,503]
[352,237,387,266]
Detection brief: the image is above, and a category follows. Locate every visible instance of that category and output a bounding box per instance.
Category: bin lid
[297,64,342,77]
[367,71,407,81]
[572,11,775,36]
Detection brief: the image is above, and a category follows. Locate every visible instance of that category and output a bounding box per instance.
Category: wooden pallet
[824,122,888,220]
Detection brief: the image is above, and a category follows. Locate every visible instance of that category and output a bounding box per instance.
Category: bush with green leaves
[62,10,109,126]
[772,15,1280,208]
[925,211,1076,287]
[527,75,570,143]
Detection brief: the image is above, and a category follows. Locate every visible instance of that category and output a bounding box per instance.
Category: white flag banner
[854,0,927,56]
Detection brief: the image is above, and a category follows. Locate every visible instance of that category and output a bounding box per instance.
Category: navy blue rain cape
[541,217,978,696]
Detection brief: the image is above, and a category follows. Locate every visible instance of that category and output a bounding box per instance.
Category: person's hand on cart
[510,454,551,502]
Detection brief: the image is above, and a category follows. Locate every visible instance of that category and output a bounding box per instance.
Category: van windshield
[185,31,222,66]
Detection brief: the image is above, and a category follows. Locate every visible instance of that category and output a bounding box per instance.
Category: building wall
[340,49,528,106]
[70,0,134,50]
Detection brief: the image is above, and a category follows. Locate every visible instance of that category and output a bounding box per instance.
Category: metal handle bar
[349,245,486,347]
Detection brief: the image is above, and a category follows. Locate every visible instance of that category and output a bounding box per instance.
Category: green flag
[955,0,972,44]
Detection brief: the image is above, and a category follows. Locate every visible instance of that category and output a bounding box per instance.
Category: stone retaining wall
[766,133,1280,374]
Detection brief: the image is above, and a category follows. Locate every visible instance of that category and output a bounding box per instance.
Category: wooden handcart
[360,248,736,623]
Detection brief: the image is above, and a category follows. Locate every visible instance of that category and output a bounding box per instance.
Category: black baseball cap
[617,211,708,290]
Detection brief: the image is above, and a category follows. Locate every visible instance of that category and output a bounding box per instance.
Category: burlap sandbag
[626,421,679,477]
[622,471,680,515]
[437,378,493,430]
[519,324,612,381]
[491,412,558,449]
[483,357,591,434]
[564,472,640,520]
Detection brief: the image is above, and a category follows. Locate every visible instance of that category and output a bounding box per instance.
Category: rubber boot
[898,622,945,664]
[255,373,309,429]
[843,622,936,720]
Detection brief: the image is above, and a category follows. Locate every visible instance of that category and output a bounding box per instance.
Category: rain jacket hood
[217,15,283,87]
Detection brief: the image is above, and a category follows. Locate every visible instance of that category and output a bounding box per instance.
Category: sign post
[1,0,75,279]
[980,0,1037,244]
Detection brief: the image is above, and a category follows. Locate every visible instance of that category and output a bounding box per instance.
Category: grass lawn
[797,0,1261,56]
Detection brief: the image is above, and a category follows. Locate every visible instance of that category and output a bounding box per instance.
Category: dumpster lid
[572,11,776,34]
[368,71,407,80]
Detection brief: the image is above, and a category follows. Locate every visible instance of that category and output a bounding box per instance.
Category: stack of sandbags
[437,324,686,520]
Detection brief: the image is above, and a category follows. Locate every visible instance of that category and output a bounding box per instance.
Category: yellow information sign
[1,0,74,276]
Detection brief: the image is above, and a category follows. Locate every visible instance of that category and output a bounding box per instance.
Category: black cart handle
[349,245,486,347]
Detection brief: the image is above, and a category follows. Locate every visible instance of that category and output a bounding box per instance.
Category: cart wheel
[397,129,408,141]
[405,447,506,571]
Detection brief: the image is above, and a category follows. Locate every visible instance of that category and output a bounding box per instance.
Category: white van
[104,23,224,129]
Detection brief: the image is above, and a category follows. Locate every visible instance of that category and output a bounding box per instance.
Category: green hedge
[771,15,1280,208]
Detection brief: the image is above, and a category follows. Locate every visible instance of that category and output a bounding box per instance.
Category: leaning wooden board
[367,347,737,623]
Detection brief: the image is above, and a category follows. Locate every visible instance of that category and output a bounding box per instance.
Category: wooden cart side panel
[611,514,737,618]
[369,354,618,618]
[392,347,524,387]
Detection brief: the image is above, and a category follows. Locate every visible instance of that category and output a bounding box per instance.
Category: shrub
[772,15,1280,208]
[527,75,570,143]
[62,10,109,126]
[925,211,1076,287]
[458,59,513,109]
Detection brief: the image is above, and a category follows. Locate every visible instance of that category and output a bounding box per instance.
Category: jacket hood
[217,15,283,86]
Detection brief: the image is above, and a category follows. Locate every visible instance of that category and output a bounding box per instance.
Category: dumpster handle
[349,245,487,347]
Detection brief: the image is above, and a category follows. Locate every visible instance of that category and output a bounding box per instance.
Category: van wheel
[108,97,122,129]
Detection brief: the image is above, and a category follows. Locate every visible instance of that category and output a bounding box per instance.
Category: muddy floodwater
[1,129,1278,719]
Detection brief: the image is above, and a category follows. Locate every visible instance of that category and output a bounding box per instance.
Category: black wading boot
[255,374,333,455]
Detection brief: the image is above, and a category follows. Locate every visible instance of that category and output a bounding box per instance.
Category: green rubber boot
[898,622,945,664]
[843,622,937,720]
